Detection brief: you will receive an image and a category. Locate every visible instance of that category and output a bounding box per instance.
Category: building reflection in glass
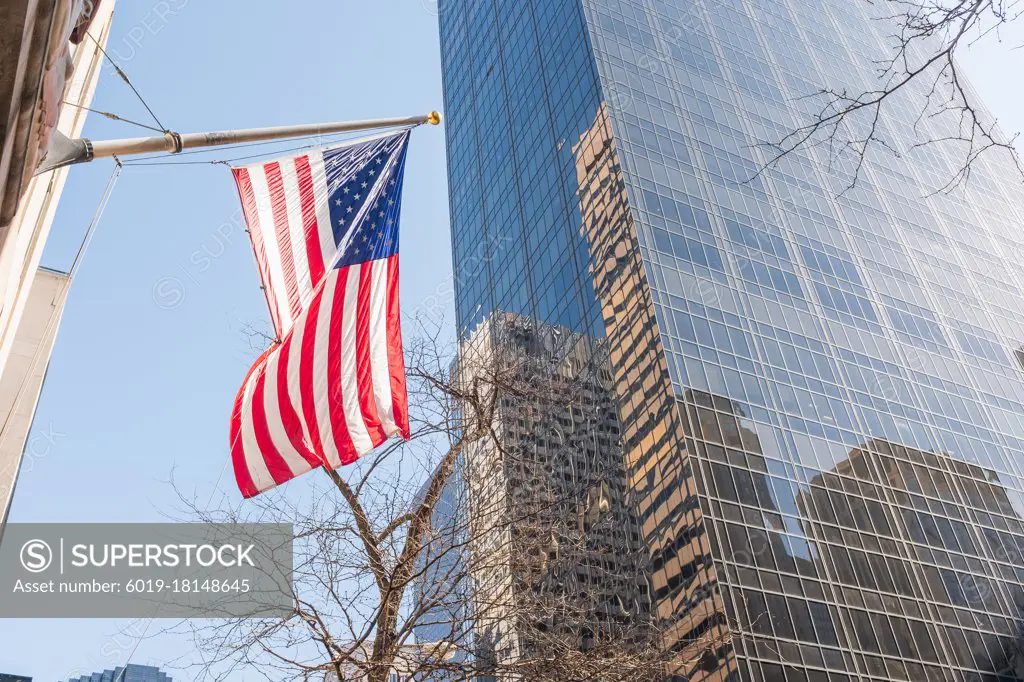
[576,103,735,681]
[456,311,655,676]
[438,0,1024,680]
[681,387,1024,681]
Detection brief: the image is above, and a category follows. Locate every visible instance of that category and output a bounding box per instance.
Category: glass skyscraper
[439,0,1024,681]
[412,459,473,652]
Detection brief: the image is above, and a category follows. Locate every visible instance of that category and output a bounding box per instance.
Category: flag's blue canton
[324,132,410,269]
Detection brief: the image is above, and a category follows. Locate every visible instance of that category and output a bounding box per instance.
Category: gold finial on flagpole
[427,111,442,125]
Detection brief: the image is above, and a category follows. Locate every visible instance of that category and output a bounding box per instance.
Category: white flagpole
[38,111,442,173]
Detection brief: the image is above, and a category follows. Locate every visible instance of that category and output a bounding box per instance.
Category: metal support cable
[121,125,420,168]
[86,31,168,132]
[0,159,121,460]
[60,100,166,134]
[70,158,122,278]
[121,131,359,163]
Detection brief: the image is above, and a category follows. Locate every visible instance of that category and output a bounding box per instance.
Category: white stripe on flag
[285,308,315,455]
[280,159,314,307]
[262,346,312,476]
[307,151,340,271]
[341,264,374,453]
[239,370,276,493]
[313,274,343,469]
[247,165,294,334]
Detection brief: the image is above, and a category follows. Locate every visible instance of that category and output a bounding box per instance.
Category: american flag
[228,131,411,498]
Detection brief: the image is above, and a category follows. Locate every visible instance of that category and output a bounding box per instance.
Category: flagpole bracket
[36,132,94,174]
[166,131,184,154]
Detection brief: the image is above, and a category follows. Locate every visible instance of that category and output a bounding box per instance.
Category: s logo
[20,539,52,573]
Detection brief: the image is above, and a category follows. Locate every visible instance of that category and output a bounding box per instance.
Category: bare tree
[762,0,1023,192]
[181,317,724,682]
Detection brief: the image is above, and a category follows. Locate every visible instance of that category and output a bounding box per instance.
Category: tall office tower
[412,458,473,661]
[439,0,1024,681]
[453,312,652,676]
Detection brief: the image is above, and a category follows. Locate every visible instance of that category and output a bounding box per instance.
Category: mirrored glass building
[438,0,1024,680]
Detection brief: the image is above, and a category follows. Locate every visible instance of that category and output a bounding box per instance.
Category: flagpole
[37,111,442,173]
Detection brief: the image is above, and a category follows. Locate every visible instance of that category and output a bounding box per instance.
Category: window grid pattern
[442,0,1024,679]
[582,0,1024,679]
[439,0,607,340]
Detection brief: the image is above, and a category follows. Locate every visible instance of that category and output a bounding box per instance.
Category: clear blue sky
[1,2,451,680]
[1,3,1022,681]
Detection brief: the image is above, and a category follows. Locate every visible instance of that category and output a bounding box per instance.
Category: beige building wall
[0,1,115,530]
[0,267,71,526]
[0,0,113,375]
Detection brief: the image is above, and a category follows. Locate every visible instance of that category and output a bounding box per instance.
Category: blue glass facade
[439,0,606,339]
[412,460,472,654]
[67,666,171,682]
[0,674,31,682]
[440,0,1024,680]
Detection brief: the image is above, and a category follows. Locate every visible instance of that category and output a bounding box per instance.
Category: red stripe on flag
[230,382,257,498]
[276,333,321,469]
[299,288,326,464]
[229,132,413,498]
[264,162,303,320]
[294,155,326,288]
[385,255,410,438]
[233,168,283,337]
[328,268,359,465]
[250,367,294,486]
[356,263,386,444]
[230,346,274,499]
